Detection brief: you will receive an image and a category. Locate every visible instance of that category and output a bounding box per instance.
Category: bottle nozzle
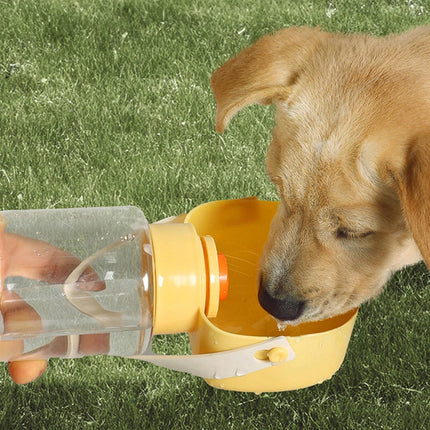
[217,254,229,301]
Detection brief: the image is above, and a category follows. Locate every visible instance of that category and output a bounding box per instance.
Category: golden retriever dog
[211,26,430,324]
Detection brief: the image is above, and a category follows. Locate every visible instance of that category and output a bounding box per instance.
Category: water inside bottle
[0,207,154,360]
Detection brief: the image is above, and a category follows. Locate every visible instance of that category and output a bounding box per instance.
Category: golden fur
[211,26,430,323]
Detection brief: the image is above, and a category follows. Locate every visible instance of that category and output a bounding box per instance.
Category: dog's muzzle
[258,277,305,321]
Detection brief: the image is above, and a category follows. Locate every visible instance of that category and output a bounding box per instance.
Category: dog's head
[211,26,430,324]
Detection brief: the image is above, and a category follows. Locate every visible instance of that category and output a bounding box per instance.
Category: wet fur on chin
[211,25,430,323]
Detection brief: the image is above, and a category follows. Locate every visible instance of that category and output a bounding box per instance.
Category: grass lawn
[0,0,429,428]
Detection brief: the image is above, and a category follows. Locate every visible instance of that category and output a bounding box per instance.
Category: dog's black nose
[258,284,305,321]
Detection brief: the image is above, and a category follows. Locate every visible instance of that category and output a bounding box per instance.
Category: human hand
[0,215,47,383]
[0,214,108,384]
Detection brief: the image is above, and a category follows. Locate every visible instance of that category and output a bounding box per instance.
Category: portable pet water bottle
[0,199,359,393]
[0,206,228,362]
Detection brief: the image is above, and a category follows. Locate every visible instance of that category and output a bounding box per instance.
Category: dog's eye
[336,228,373,240]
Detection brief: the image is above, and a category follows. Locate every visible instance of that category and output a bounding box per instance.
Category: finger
[0,289,42,364]
[1,289,42,335]
[80,333,110,355]
[0,339,23,361]
[5,233,106,291]
[76,267,106,292]
[8,359,47,384]
[1,276,47,383]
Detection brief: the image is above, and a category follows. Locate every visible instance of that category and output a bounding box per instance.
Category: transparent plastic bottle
[0,206,227,361]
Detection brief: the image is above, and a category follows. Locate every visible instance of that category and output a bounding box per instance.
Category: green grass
[0,0,429,428]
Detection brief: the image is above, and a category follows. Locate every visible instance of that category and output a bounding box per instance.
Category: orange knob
[217,254,229,301]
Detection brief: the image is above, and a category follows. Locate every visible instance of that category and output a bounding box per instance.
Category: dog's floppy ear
[210,26,328,132]
[395,136,430,267]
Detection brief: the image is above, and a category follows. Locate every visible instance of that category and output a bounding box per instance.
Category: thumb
[8,359,47,384]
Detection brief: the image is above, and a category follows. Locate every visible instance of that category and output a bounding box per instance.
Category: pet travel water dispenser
[0,206,228,359]
[0,198,358,392]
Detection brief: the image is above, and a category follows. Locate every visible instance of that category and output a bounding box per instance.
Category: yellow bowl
[185,197,358,392]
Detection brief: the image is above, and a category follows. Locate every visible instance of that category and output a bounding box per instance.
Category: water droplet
[277,320,289,331]
[143,243,152,255]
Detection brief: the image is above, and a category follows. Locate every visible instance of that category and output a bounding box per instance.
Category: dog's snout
[258,277,305,321]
